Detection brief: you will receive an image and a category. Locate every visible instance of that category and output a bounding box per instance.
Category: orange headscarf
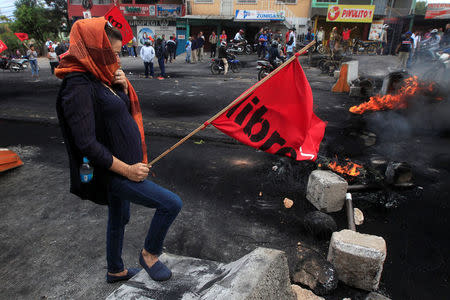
[56,17,148,164]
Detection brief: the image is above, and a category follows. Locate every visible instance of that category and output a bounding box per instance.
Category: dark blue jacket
[56,73,143,204]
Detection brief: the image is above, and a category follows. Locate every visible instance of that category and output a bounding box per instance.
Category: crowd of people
[395,25,450,70]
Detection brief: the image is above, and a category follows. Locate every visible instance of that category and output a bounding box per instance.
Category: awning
[179,15,234,20]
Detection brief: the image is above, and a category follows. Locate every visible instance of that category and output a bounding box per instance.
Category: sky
[0,0,16,19]
[0,0,449,19]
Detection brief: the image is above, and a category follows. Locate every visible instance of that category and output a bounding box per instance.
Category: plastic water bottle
[80,157,93,183]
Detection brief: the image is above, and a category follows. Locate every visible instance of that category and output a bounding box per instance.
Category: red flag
[104,6,133,46]
[14,33,29,41]
[0,40,7,54]
[212,59,326,161]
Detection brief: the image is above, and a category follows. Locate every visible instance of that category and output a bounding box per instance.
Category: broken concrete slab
[306,170,348,213]
[365,291,391,300]
[107,247,295,300]
[327,230,387,291]
[291,284,324,300]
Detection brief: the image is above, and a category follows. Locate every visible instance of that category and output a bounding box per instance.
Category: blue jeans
[157,57,165,77]
[29,59,38,76]
[186,49,191,63]
[106,176,182,273]
[144,61,154,77]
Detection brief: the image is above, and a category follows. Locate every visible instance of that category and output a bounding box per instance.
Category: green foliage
[11,0,62,48]
[0,23,25,55]
[414,1,427,15]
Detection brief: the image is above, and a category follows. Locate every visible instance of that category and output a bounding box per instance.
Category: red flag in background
[212,59,326,161]
[104,6,133,45]
[14,33,29,41]
[0,40,8,54]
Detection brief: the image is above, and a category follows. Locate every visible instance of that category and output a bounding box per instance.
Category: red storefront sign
[119,4,156,17]
[425,3,450,19]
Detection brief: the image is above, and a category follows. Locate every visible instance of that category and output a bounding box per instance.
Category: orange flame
[328,160,363,177]
[349,76,437,114]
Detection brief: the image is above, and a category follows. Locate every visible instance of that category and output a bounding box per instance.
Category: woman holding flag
[55,18,182,283]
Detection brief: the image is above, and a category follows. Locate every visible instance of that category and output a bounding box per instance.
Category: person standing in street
[329,27,338,54]
[396,31,413,70]
[191,35,198,63]
[47,46,59,75]
[380,25,388,55]
[132,37,138,58]
[316,27,324,45]
[185,37,192,63]
[342,26,357,53]
[255,28,263,56]
[220,30,227,44]
[27,45,39,81]
[55,42,67,61]
[258,30,268,59]
[55,18,182,284]
[166,37,176,63]
[218,41,228,76]
[140,41,155,78]
[155,38,166,79]
[209,31,218,58]
[198,32,205,62]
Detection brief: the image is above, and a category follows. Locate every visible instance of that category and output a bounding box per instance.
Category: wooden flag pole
[148,40,316,166]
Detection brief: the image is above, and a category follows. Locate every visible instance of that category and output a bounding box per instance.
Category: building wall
[190,0,311,18]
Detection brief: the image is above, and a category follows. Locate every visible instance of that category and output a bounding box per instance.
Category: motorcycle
[226,39,253,55]
[352,38,378,55]
[422,48,450,88]
[0,56,29,72]
[210,53,241,74]
[9,58,29,72]
[256,57,284,81]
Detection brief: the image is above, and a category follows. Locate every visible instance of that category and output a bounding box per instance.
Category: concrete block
[345,60,359,84]
[306,170,348,212]
[327,230,387,291]
[107,247,295,300]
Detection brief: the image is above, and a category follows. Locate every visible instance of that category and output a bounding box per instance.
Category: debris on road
[283,197,294,208]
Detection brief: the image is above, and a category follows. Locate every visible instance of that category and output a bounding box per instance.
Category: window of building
[311,0,338,8]
[194,0,214,3]
[93,0,111,4]
[276,0,297,4]
[237,0,257,4]
[135,0,157,3]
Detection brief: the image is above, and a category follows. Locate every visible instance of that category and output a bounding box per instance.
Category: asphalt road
[0,54,449,299]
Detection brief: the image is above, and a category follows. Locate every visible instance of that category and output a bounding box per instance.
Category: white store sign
[235,10,285,21]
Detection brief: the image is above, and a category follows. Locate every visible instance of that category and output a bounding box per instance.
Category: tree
[43,0,68,34]
[0,23,25,56]
[11,0,60,49]
[414,1,427,15]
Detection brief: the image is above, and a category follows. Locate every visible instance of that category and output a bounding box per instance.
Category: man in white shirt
[140,41,155,78]
[234,29,245,42]
[316,27,324,43]
[289,28,296,49]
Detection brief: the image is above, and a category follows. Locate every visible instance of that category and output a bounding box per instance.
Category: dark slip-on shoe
[139,251,172,281]
[106,268,141,283]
